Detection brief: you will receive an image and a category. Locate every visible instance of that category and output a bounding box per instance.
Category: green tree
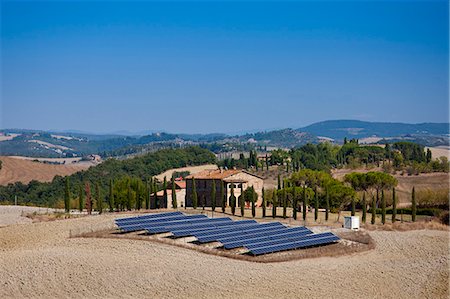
[85,182,92,215]
[153,180,158,209]
[262,188,266,218]
[381,190,386,224]
[314,188,319,221]
[96,182,103,214]
[240,184,244,217]
[192,178,198,209]
[78,184,84,212]
[426,148,432,163]
[272,189,278,218]
[127,182,132,211]
[351,197,355,216]
[211,179,216,212]
[277,174,281,190]
[302,186,307,221]
[221,181,225,213]
[163,176,168,208]
[292,186,297,220]
[362,192,367,223]
[411,187,416,222]
[109,179,114,212]
[64,177,70,213]
[282,189,287,219]
[392,188,397,223]
[230,184,236,215]
[251,192,256,218]
[145,178,150,210]
[371,195,376,225]
[171,177,177,209]
[325,187,329,222]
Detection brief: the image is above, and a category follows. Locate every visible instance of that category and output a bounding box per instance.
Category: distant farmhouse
[185,170,264,208]
[156,179,186,208]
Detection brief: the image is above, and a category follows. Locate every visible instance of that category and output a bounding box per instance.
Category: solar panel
[115,213,198,227]
[249,235,340,255]
[218,226,310,244]
[171,220,258,237]
[144,217,233,234]
[245,232,337,250]
[221,227,313,249]
[196,222,287,243]
[115,211,183,224]
[188,222,262,238]
[117,214,208,232]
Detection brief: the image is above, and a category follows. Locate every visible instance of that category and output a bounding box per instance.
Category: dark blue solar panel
[171,220,258,237]
[145,217,233,234]
[188,222,262,238]
[118,214,208,232]
[222,227,313,249]
[115,211,183,224]
[219,226,310,244]
[196,222,287,243]
[115,213,202,227]
[245,232,337,250]
[248,234,340,255]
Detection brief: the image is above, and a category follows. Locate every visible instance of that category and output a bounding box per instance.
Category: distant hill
[236,128,318,148]
[299,120,449,140]
[1,120,448,157]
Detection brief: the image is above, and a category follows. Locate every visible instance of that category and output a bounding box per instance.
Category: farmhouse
[156,179,186,208]
[185,169,264,207]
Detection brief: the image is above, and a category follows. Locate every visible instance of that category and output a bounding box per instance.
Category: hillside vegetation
[0,147,216,207]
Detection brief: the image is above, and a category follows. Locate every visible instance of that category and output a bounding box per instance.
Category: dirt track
[0,207,448,298]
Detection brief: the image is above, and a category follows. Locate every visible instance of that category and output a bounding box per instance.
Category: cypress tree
[96,182,102,214]
[163,176,168,209]
[64,176,70,213]
[351,197,355,216]
[251,189,256,218]
[371,196,376,224]
[292,186,297,220]
[109,179,114,212]
[262,187,266,218]
[277,174,281,190]
[230,184,236,215]
[302,187,307,221]
[145,178,150,210]
[381,190,386,224]
[211,179,216,211]
[362,192,367,223]
[135,183,141,210]
[153,180,158,209]
[314,188,319,221]
[282,189,287,219]
[325,187,329,222]
[265,154,269,171]
[127,182,132,211]
[272,189,278,218]
[221,181,225,213]
[85,182,92,215]
[192,178,198,209]
[78,184,84,213]
[171,177,177,209]
[411,187,416,222]
[392,188,397,223]
[240,185,244,217]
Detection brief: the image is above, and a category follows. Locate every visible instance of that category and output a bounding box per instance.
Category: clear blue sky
[1,0,448,134]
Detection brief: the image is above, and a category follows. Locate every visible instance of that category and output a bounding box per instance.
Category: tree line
[0,147,216,207]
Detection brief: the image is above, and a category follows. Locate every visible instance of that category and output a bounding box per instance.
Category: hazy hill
[1,120,448,158]
[300,120,449,140]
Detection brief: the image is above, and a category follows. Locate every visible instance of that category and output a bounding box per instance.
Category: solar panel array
[115,212,340,255]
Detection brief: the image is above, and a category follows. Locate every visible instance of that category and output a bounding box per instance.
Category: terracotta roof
[174,181,186,189]
[185,169,241,180]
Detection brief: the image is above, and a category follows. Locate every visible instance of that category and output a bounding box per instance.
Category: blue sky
[1,0,448,134]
